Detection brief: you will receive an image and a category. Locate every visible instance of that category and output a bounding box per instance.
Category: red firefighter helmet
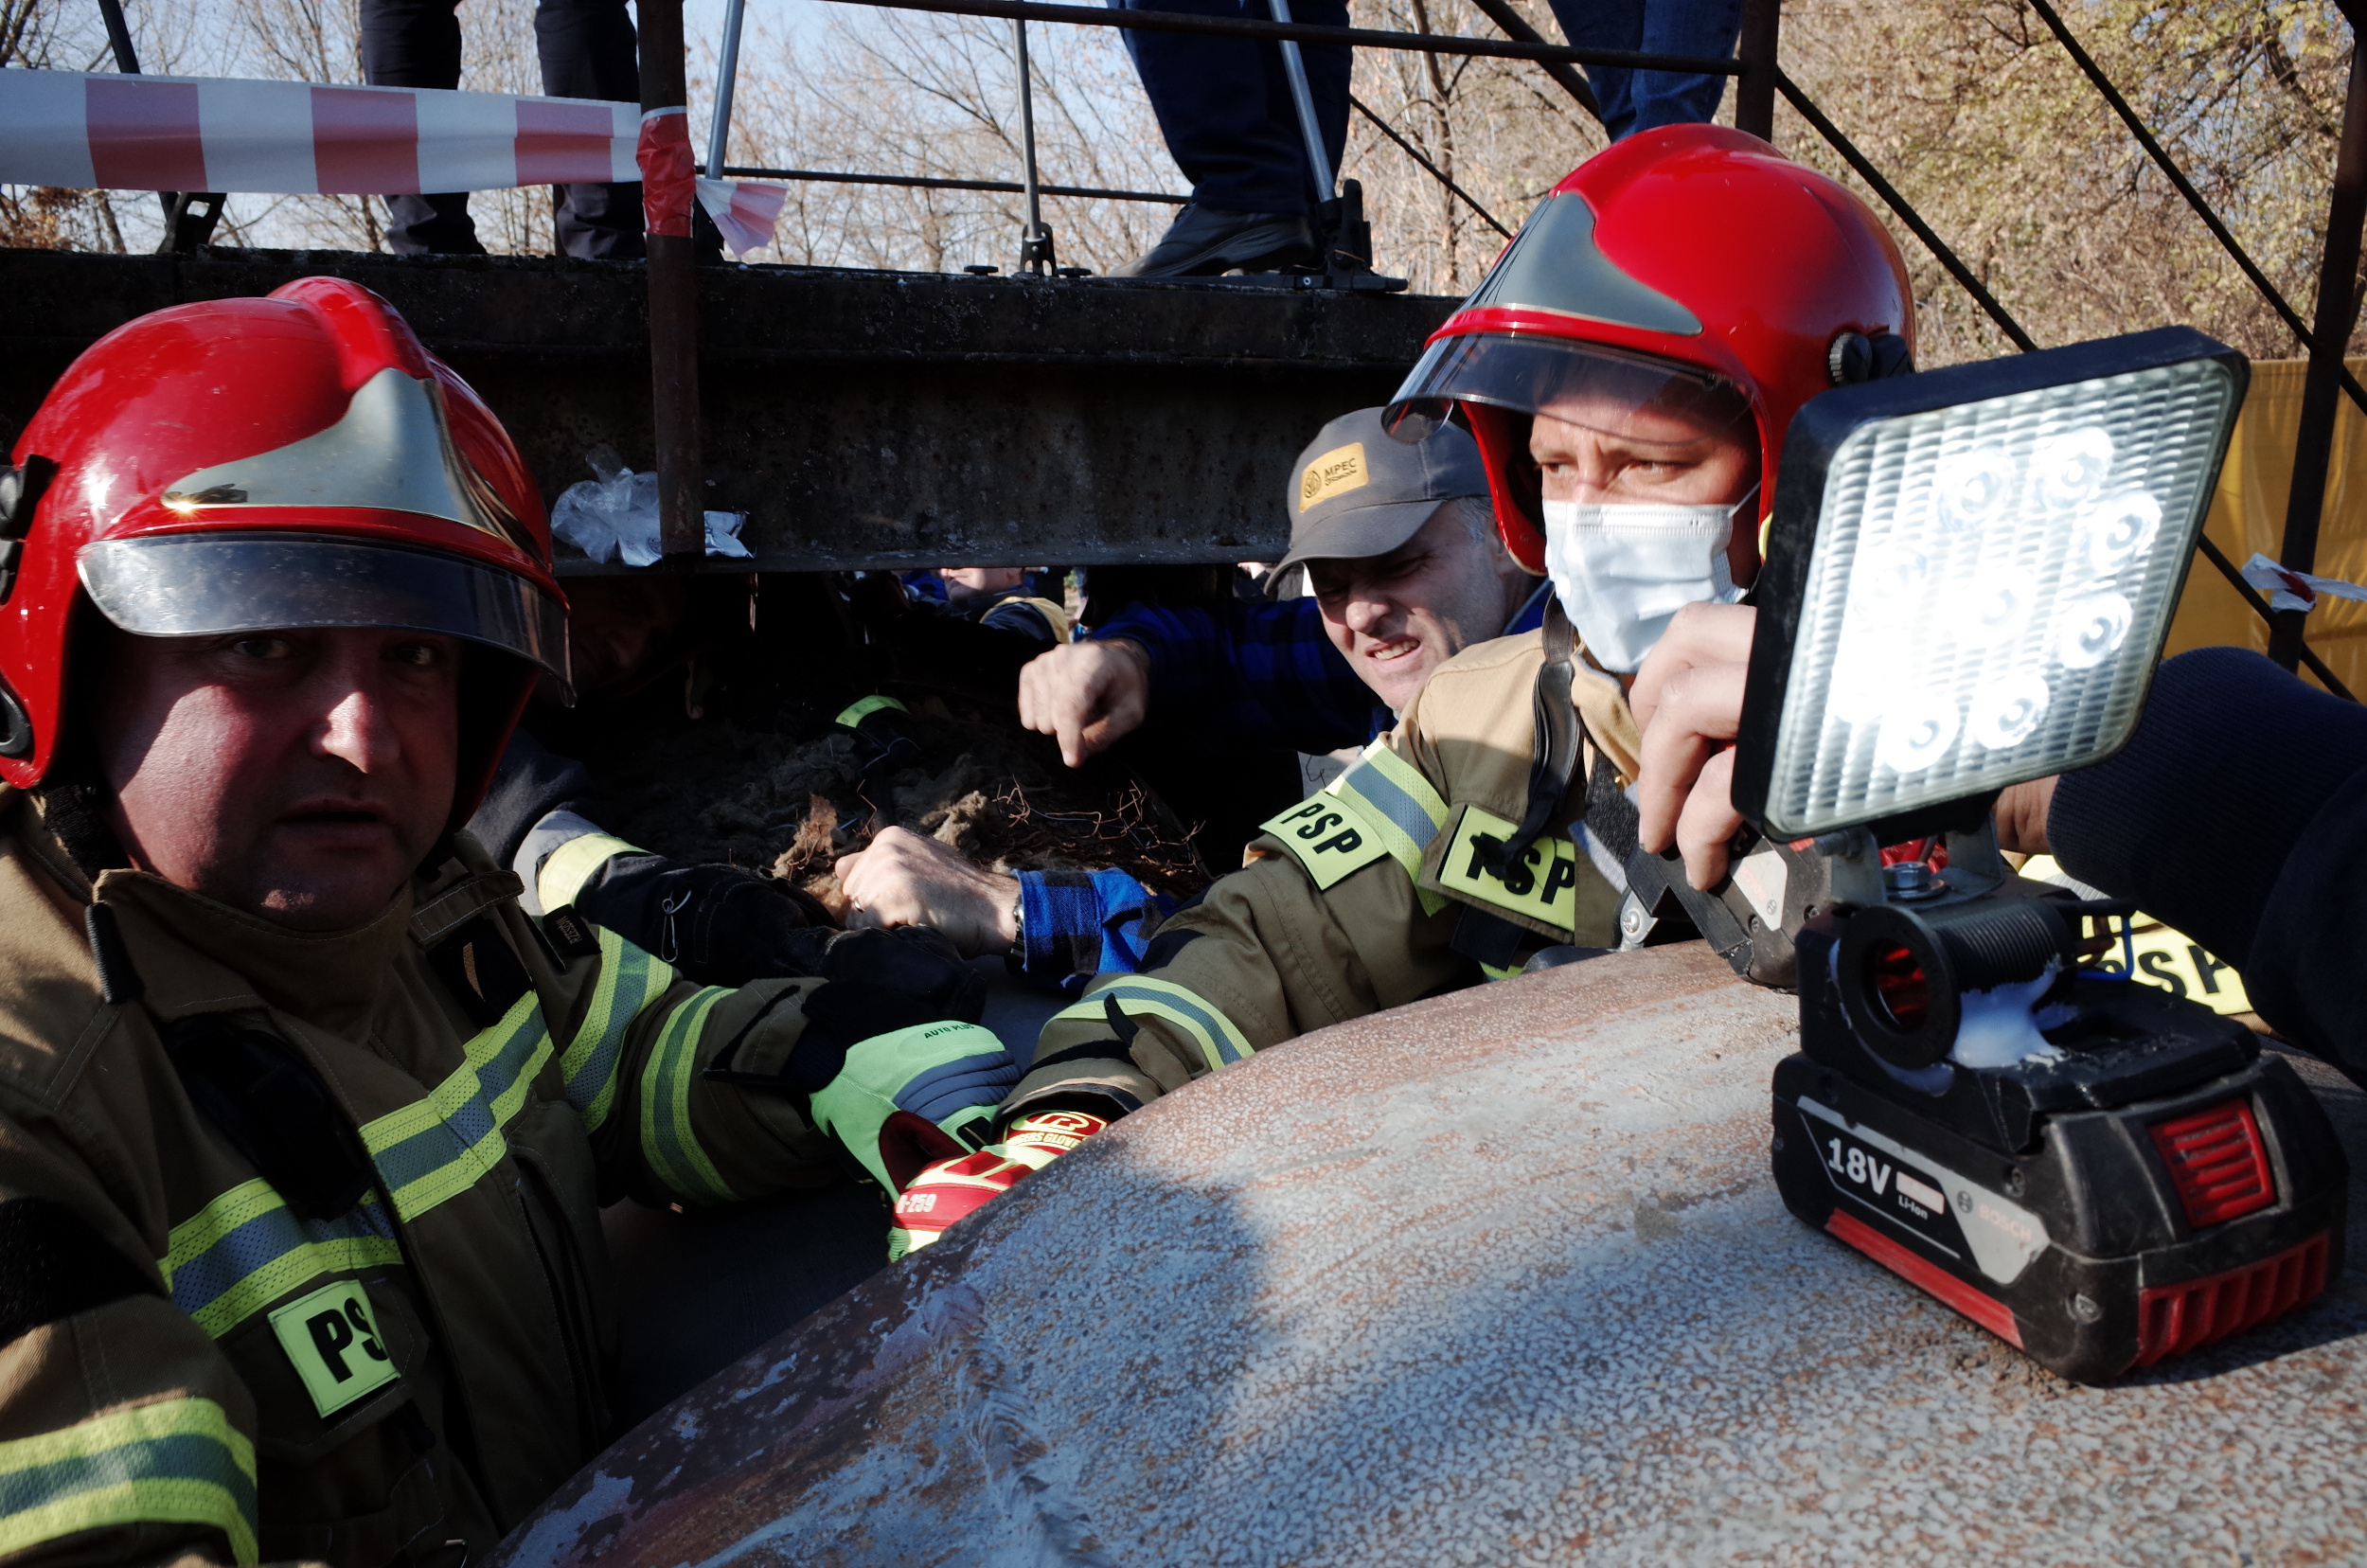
[1384,123,1916,575]
[0,276,566,823]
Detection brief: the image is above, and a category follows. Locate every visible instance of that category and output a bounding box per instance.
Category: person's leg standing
[537,0,647,258]
[1108,0,1326,276]
[1540,0,1643,140]
[360,0,487,253]
[1290,0,1350,200]
[1627,0,1744,135]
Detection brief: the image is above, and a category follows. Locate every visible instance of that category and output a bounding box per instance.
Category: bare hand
[1019,637,1150,768]
[1993,775,2056,857]
[834,827,1021,958]
[1630,601,1756,890]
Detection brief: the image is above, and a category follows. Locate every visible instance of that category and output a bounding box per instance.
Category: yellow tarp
[2164,355,2367,694]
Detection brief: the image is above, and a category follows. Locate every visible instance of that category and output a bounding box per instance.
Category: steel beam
[2270,45,2367,671]
[639,0,707,560]
[1734,0,1778,141]
[0,249,1454,572]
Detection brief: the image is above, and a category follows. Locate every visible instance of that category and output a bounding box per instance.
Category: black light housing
[1733,327,2248,844]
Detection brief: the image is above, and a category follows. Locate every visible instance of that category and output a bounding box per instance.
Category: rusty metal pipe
[640,0,705,561]
[2270,45,2367,671]
[490,944,2367,1568]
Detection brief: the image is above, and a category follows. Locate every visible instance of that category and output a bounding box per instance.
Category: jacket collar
[92,869,416,1040]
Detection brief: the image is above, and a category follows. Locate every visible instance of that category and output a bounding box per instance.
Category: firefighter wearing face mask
[892,125,1917,1249]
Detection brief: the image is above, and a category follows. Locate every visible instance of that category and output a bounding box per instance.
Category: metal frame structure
[654,0,2367,692]
[80,0,2367,687]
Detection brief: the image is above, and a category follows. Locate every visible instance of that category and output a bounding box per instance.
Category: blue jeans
[1108,0,1350,216]
[1542,0,1743,141]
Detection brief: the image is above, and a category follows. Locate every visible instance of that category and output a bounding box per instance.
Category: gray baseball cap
[1270,407,1489,589]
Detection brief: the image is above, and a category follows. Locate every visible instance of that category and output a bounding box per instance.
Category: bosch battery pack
[1771,905,2347,1384]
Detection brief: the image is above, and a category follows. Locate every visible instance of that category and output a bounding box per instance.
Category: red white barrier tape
[2240,551,2367,614]
[695,177,787,257]
[636,106,696,238]
[0,68,636,193]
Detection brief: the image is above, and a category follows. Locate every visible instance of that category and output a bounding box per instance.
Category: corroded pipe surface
[498,945,2367,1567]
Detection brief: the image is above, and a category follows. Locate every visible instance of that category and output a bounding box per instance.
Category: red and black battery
[1771,902,2347,1385]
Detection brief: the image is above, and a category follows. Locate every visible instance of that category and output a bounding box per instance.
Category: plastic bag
[550,446,752,565]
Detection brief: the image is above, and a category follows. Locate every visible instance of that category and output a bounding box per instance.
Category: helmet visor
[1385,335,1753,447]
[80,534,569,682]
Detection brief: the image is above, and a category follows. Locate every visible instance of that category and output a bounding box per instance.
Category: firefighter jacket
[0,790,878,1568]
[1016,627,1640,1117]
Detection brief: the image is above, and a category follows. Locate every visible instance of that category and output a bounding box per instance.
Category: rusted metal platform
[0,248,1453,573]
[495,944,2367,1567]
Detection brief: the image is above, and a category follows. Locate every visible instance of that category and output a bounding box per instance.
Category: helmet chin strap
[28,774,143,1007]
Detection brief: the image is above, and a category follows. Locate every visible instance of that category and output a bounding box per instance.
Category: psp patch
[1258,793,1392,889]
[1427,803,1582,938]
[268,1279,400,1417]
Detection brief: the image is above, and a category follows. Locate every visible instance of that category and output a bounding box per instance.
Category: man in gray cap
[833,408,1544,985]
[1017,405,1547,767]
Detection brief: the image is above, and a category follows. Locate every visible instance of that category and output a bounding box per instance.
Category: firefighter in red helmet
[893,126,1919,1252]
[0,277,1027,1567]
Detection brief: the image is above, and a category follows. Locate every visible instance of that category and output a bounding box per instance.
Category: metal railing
[79,0,2367,692]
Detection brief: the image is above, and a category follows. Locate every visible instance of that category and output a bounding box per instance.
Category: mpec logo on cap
[1300,442,1370,511]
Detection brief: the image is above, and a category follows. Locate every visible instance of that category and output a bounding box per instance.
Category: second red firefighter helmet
[1384,123,1916,575]
[0,275,566,823]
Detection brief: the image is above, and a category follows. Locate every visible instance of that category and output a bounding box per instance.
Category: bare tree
[4,0,2357,381]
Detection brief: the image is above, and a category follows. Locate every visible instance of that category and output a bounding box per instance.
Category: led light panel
[1753,347,2240,839]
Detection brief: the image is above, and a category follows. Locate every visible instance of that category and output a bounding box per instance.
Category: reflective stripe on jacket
[1014,629,1639,1115]
[0,793,843,1568]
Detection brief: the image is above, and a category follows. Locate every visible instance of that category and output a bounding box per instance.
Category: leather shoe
[1112,204,1317,278]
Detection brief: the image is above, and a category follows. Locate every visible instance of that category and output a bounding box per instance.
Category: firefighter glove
[795,980,1022,1192]
[888,1109,1110,1260]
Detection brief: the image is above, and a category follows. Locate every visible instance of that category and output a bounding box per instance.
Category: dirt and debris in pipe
[529,572,1216,915]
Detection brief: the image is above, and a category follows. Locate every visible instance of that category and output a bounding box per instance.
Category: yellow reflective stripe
[1334,740,1448,834]
[834,694,908,727]
[559,926,674,1132]
[537,830,640,914]
[360,991,555,1222]
[0,1398,258,1565]
[162,1179,400,1341]
[1054,976,1254,1074]
[637,987,738,1204]
[1333,742,1451,916]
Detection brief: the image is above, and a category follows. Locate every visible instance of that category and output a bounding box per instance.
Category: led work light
[1711,328,2347,1384]
[1733,326,2245,841]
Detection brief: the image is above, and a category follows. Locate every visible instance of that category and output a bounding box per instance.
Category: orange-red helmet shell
[0,276,565,822]
[1386,123,1916,574]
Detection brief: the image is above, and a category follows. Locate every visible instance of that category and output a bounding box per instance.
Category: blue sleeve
[2049,646,2367,1077]
[1090,597,1374,754]
[1013,867,1179,995]
[980,599,1058,645]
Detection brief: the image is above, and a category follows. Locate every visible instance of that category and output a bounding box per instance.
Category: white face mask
[1541,492,1754,674]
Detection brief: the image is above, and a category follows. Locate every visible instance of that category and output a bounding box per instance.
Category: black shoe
[1112,204,1318,278]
